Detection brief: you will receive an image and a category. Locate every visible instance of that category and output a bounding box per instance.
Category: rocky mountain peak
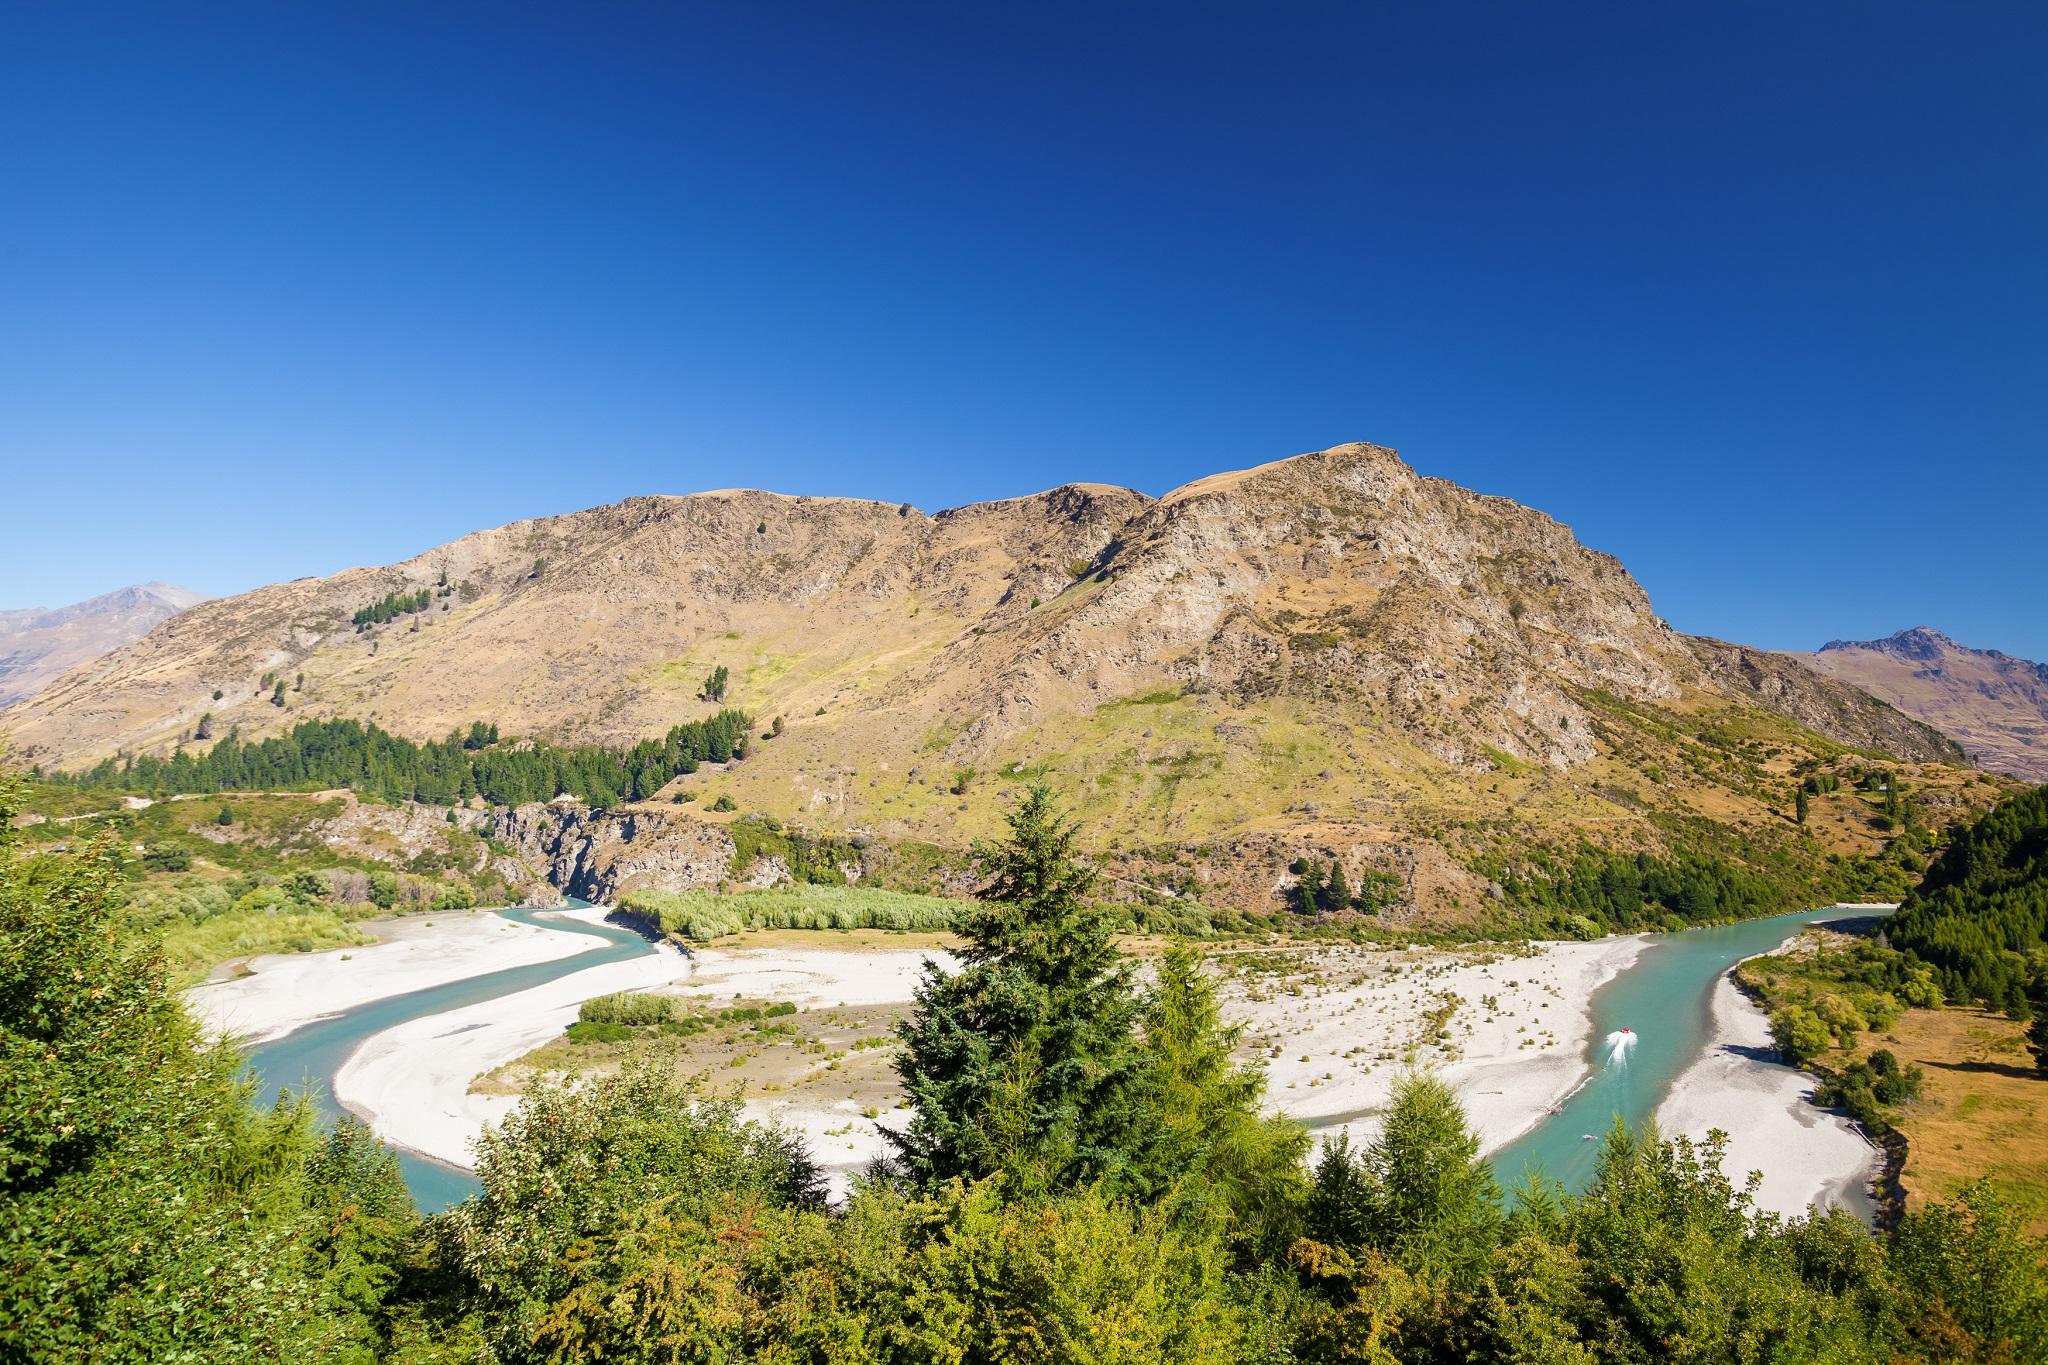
[0,443,1965,797]
[0,582,210,707]
[1801,628,2048,781]
[1819,626,1957,663]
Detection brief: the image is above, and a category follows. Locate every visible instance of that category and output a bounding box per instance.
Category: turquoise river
[238,903,1880,1215]
[240,903,658,1211]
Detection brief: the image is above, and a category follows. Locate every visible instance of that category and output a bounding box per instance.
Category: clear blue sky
[3,3,2043,656]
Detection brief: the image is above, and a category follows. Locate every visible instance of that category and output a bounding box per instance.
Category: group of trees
[1887,783,2048,1011]
[352,588,435,628]
[1290,856,1398,916]
[10,776,2048,1361]
[45,710,753,808]
[1494,845,1795,936]
[1745,936,1944,1067]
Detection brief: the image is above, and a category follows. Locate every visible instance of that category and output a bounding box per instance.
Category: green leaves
[891,787,1152,1195]
[0,773,339,1362]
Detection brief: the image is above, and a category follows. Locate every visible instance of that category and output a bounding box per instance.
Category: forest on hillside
[1889,783,2048,1010]
[41,710,754,808]
[4,777,2045,1363]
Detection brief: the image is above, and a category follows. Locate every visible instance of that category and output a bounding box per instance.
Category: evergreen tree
[1371,1071,1501,1277]
[1889,783,2048,1005]
[891,786,1152,1195]
[1137,945,1307,1252]
[2028,972,2048,1075]
[216,803,234,825]
[1322,860,1353,912]
[270,680,286,707]
[1294,856,1325,914]
[1796,785,1810,825]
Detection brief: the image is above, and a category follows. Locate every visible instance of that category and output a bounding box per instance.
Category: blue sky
[3,3,2043,656]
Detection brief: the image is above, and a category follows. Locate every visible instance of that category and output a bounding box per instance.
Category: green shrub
[565,1021,635,1045]
[578,992,674,1026]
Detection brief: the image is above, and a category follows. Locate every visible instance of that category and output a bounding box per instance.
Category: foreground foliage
[6,777,2047,1362]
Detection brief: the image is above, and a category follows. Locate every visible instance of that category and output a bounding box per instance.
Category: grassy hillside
[12,783,538,981]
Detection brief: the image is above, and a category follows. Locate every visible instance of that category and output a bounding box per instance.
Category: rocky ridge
[1799,628,2048,780]
[3,443,1990,919]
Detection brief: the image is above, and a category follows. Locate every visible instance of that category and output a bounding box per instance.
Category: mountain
[1,444,1994,919]
[0,582,210,707]
[1798,628,2048,781]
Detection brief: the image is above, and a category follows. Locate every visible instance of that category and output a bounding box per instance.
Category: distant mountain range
[1799,628,2048,782]
[0,583,210,708]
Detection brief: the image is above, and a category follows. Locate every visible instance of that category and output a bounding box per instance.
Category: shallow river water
[1489,905,1882,1217]
[240,904,657,1211]
[240,902,1879,1216]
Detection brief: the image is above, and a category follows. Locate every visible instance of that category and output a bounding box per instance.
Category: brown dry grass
[1872,1007,2048,1234]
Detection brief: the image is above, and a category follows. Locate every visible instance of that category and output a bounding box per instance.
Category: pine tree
[216,804,235,825]
[891,786,1152,1195]
[1294,857,1324,914]
[1795,786,1809,825]
[1139,945,1307,1250]
[2027,974,2048,1076]
[1322,860,1353,912]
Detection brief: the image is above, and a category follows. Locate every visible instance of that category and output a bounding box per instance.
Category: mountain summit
[1,444,1984,917]
[1803,629,2048,780]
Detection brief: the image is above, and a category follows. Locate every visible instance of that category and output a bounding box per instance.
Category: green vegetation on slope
[43,709,753,807]
[16,786,514,982]
[1889,783,2048,1010]
[352,587,435,628]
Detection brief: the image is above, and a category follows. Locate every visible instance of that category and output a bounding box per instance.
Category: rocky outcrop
[493,804,742,903]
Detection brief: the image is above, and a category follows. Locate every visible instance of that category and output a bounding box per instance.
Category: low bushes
[619,884,964,941]
[565,994,799,1045]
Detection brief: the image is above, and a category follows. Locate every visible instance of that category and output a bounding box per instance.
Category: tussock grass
[620,883,965,941]
[163,908,370,983]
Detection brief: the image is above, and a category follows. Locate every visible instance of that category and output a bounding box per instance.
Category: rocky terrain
[0,582,208,706]
[1798,628,2048,781]
[4,443,2001,920]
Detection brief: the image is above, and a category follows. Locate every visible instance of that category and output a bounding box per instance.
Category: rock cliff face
[1,442,1992,917]
[491,804,743,903]
[1798,628,2048,780]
